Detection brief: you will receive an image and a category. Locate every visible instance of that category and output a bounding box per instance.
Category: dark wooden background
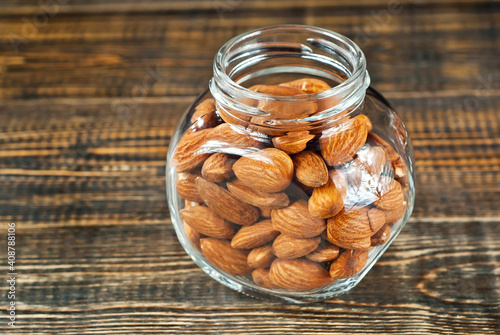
[0,0,499,334]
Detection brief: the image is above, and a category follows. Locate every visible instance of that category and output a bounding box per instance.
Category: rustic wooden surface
[0,0,499,334]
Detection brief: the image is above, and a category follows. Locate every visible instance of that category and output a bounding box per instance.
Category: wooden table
[1,1,499,333]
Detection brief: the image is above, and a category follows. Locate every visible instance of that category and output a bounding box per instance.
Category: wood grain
[0,1,499,334]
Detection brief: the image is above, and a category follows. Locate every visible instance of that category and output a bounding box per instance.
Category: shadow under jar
[166,25,415,303]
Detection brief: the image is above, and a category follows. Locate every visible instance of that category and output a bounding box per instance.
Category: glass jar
[166,25,415,303]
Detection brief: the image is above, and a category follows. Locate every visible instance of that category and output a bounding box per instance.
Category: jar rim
[212,24,369,103]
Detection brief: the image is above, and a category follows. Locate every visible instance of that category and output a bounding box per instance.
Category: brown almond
[368,132,407,178]
[355,145,389,178]
[272,131,315,154]
[272,234,321,260]
[271,200,326,238]
[249,85,317,119]
[308,176,344,219]
[177,172,204,203]
[327,234,371,250]
[384,203,406,226]
[259,207,273,218]
[231,220,279,249]
[207,123,267,154]
[269,258,333,290]
[173,128,212,172]
[201,153,235,183]
[183,221,202,251]
[190,98,220,130]
[375,177,405,211]
[252,268,279,289]
[371,224,391,246]
[233,148,294,193]
[200,238,253,276]
[306,240,340,262]
[330,249,369,279]
[247,244,276,268]
[195,177,259,226]
[293,151,329,188]
[227,179,290,209]
[357,114,373,131]
[180,206,235,239]
[329,169,349,202]
[326,207,385,248]
[279,78,331,94]
[319,114,369,166]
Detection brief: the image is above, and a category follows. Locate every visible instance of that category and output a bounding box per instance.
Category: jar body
[166,25,415,303]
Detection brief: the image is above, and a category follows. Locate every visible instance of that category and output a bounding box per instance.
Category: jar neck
[209,25,371,134]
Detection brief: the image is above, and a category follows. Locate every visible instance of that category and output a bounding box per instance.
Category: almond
[247,244,276,268]
[272,131,315,154]
[271,200,326,238]
[355,145,389,179]
[249,85,317,119]
[227,179,290,209]
[371,224,391,246]
[259,207,273,218]
[190,98,220,130]
[200,238,253,276]
[329,169,348,202]
[308,176,344,219]
[272,234,321,259]
[195,177,259,226]
[183,221,202,251]
[384,204,406,227]
[279,78,331,94]
[207,123,267,155]
[269,258,333,290]
[319,114,369,166]
[330,249,369,279]
[233,148,294,193]
[326,207,385,249]
[293,151,329,188]
[357,114,373,131]
[375,177,405,211]
[176,172,204,203]
[368,132,407,178]
[173,128,212,172]
[252,268,279,288]
[201,153,235,182]
[327,234,371,250]
[180,206,235,239]
[231,219,279,249]
[306,240,340,262]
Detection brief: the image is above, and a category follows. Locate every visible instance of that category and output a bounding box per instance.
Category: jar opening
[210,25,371,128]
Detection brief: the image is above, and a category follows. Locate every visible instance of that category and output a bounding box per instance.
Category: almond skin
[177,172,204,203]
[249,85,317,119]
[200,238,253,276]
[327,234,371,250]
[190,98,220,130]
[368,132,407,178]
[375,177,405,211]
[308,176,344,219]
[319,114,369,166]
[173,128,212,172]
[247,244,276,268]
[306,240,340,262]
[279,78,331,94]
[233,148,294,193]
[384,204,406,227]
[227,179,290,209]
[326,207,386,249]
[371,224,391,246]
[329,249,369,279]
[293,151,329,188]
[271,200,326,238]
[231,219,279,249]
[269,258,333,290]
[180,206,235,239]
[201,153,235,183]
[329,169,348,202]
[272,131,315,154]
[259,207,273,218]
[183,221,202,251]
[272,234,321,260]
[195,177,259,226]
[252,268,279,288]
[207,123,267,155]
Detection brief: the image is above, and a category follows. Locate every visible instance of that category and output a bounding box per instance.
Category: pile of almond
[173,78,408,291]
